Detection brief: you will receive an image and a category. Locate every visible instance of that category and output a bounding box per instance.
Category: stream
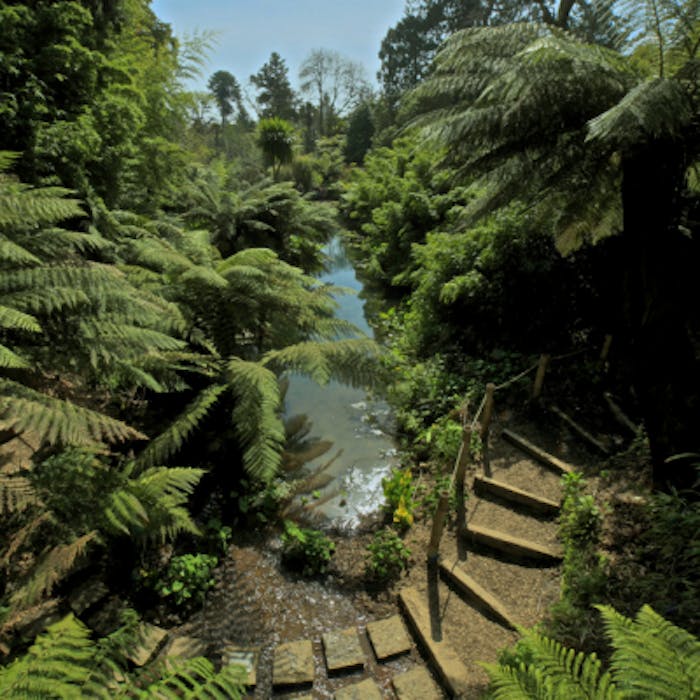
[283,237,397,530]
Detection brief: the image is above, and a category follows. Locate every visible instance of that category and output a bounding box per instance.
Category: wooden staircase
[398,427,577,698]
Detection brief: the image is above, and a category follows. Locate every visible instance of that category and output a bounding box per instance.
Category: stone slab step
[439,560,518,630]
[323,627,365,674]
[272,639,314,689]
[221,645,258,686]
[165,635,207,661]
[335,677,383,699]
[366,615,412,660]
[502,429,574,475]
[474,474,560,516]
[464,524,563,563]
[128,624,168,667]
[398,587,471,698]
[393,666,444,699]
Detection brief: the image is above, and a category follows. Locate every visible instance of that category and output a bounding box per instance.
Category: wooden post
[427,491,450,562]
[455,426,472,490]
[480,383,496,443]
[532,354,550,400]
[455,426,471,541]
[599,335,613,371]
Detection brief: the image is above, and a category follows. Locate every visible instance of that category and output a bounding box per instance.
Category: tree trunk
[621,143,700,492]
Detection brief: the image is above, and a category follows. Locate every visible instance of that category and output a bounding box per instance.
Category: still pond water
[283,238,397,528]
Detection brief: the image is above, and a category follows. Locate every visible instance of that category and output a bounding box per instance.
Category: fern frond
[483,627,616,699]
[482,660,554,699]
[0,614,95,698]
[0,304,42,332]
[1,512,52,569]
[262,338,383,388]
[20,228,113,260]
[4,286,91,315]
[227,358,284,481]
[0,344,30,369]
[126,656,246,699]
[106,467,204,543]
[0,379,146,446]
[136,384,228,468]
[0,475,40,514]
[599,603,700,699]
[587,77,694,147]
[11,532,97,607]
[103,490,150,536]
[0,237,42,267]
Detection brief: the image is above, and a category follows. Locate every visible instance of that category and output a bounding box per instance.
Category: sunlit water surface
[283,238,396,529]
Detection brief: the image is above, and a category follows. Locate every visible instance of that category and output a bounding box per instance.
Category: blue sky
[151,0,407,92]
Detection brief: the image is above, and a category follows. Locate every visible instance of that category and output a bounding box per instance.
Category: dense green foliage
[280,520,336,576]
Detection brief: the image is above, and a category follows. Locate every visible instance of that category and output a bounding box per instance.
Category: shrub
[382,468,415,529]
[366,529,411,582]
[280,521,335,576]
[155,553,218,610]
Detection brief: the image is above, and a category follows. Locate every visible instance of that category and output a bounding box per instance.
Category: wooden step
[502,429,574,475]
[439,560,518,630]
[464,524,563,563]
[398,587,471,698]
[474,474,560,515]
[549,405,610,455]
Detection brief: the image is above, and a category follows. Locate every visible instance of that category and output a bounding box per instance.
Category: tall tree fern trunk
[621,142,699,491]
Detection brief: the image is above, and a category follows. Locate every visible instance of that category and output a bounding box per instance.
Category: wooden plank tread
[474,474,560,515]
[398,587,471,698]
[465,524,563,562]
[501,429,574,474]
[440,560,518,630]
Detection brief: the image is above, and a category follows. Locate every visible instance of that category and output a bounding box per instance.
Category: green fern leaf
[0,475,40,514]
[0,304,42,332]
[227,358,284,481]
[0,379,146,446]
[599,603,700,699]
[0,344,30,369]
[11,532,97,607]
[262,338,383,388]
[0,614,95,697]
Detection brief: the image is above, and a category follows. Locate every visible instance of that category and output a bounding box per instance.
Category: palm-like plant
[410,1,700,488]
[104,207,382,483]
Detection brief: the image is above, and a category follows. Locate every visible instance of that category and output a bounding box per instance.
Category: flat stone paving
[334,677,383,700]
[366,615,412,660]
[128,624,168,667]
[221,645,258,686]
[393,666,444,700]
[164,635,206,663]
[273,640,314,688]
[322,627,365,673]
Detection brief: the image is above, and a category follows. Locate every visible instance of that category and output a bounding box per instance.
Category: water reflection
[284,238,396,529]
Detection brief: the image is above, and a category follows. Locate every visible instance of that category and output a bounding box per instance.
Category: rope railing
[429,338,607,559]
